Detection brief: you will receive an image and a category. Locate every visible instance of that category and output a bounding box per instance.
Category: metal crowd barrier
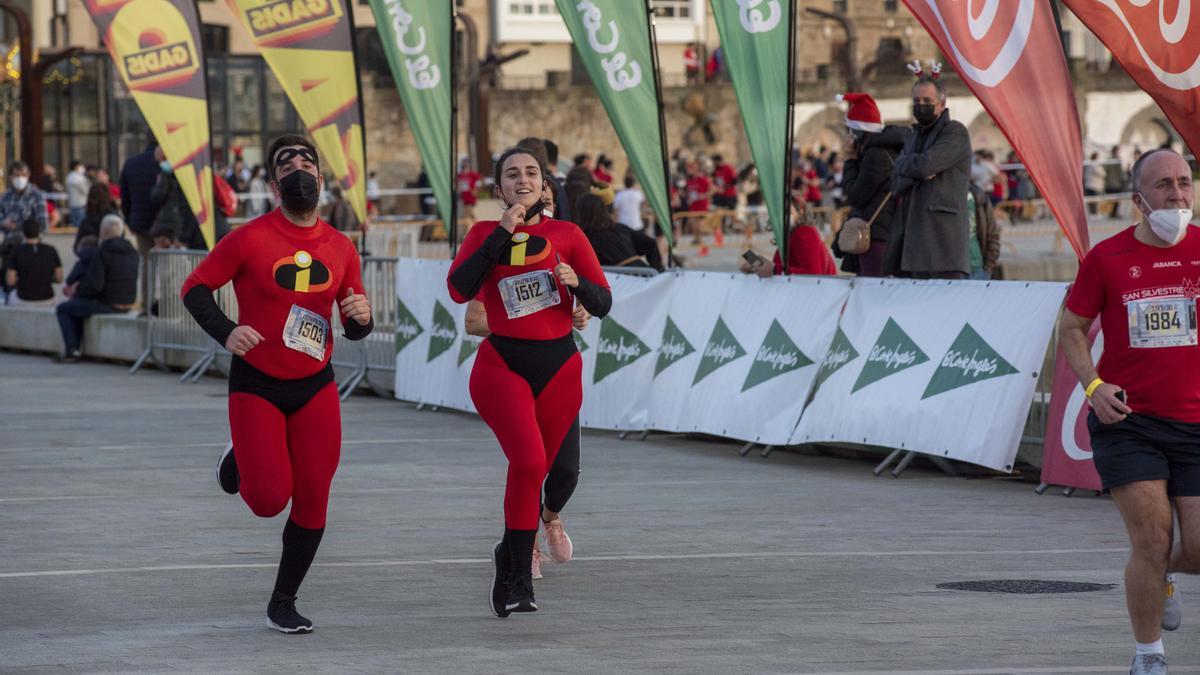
[130,249,215,380]
[358,256,399,398]
[129,249,398,398]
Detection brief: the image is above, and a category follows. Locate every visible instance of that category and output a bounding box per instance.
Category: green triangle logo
[813,327,860,392]
[851,318,929,393]
[655,316,695,377]
[692,316,748,386]
[922,323,1020,399]
[426,301,457,362]
[395,297,424,354]
[594,317,652,384]
[741,320,813,392]
[457,336,482,367]
[573,330,589,353]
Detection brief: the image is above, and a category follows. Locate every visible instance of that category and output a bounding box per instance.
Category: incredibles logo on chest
[502,231,554,267]
[272,250,333,293]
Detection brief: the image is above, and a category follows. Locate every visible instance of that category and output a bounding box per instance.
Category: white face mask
[11,176,28,191]
[1138,193,1192,246]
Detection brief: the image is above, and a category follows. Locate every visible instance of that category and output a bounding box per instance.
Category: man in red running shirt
[1059,149,1200,674]
[181,135,373,634]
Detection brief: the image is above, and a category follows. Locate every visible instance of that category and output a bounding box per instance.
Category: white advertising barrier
[577,272,674,430]
[791,279,1068,472]
[646,272,852,445]
[394,258,476,412]
[392,259,667,429]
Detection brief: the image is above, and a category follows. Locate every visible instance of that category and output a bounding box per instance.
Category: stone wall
[363,76,769,188]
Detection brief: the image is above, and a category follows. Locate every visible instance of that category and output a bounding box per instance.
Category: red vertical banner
[1062,0,1200,159]
[902,0,1090,259]
[84,0,216,248]
[1040,321,1103,491]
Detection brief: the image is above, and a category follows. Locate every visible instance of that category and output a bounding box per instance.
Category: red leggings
[470,338,582,530]
[228,382,341,529]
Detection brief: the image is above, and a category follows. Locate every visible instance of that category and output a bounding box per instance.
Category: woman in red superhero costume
[448,148,611,617]
[181,135,373,634]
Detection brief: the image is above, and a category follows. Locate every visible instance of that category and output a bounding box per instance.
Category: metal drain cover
[937,580,1116,594]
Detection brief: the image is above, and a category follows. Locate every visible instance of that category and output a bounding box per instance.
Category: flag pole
[644,0,674,268]
[450,2,460,258]
[781,0,798,275]
[345,0,368,257]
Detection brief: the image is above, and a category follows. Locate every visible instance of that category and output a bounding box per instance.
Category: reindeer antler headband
[908,60,943,79]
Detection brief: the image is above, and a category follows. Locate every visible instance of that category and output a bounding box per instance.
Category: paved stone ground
[1,351,1198,674]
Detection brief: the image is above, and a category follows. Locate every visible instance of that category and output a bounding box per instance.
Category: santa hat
[836,93,883,133]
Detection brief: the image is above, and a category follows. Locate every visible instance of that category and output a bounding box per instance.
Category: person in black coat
[150,147,207,252]
[54,216,139,362]
[574,193,654,270]
[886,76,974,279]
[831,93,911,277]
[121,140,162,312]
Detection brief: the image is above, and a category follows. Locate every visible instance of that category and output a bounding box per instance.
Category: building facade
[0,0,1180,191]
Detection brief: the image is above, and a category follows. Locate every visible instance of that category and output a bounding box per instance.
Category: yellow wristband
[1084,378,1104,399]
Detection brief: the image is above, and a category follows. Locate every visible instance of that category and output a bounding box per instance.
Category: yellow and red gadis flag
[226,0,367,223]
[84,0,216,248]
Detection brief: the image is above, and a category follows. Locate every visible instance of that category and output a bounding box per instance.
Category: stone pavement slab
[0,352,1197,674]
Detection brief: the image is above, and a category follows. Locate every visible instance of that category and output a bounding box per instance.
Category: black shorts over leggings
[1088,411,1200,497]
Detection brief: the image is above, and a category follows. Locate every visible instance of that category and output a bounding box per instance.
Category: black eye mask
[273,147,319,171]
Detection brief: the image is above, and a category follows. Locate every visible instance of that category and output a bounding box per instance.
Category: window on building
[508,1,556,15]
[42,55,109,176]
[49,55,304,178]
[355,27,392,83]
[652,0,691,18]
[833,0,848,13]
[884,0,899,11]
[201,24,229,54]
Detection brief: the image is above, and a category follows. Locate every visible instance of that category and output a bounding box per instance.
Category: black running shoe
[490,540,512,618]
[216,441,239,495]
[505,574,538,613]
[266,591,313,634]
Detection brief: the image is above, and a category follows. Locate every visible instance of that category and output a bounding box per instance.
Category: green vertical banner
[367,0,455,236]
[709,0,795,262]
[555,0,672,247]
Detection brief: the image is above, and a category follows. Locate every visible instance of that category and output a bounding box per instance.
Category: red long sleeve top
[180,209,365,379]
[448,218,610,339]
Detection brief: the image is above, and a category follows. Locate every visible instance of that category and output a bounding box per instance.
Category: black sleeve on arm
[572,276,612,319]
[183,284,238,347]
[343,315,374,340]
[449,225,511,300]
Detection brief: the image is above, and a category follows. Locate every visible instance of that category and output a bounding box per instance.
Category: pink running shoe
[531,547,544,580]
[543,518,573,562]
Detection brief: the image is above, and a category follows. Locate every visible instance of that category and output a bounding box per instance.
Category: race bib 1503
[282,304,329,360]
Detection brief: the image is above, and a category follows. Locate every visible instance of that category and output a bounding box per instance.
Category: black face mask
[913,103,938,127]
[278,171,320,213]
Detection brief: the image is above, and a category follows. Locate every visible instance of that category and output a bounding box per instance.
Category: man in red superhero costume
[181,135,373,634]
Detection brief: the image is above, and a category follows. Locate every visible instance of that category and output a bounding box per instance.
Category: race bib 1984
[1126,296,1197,349]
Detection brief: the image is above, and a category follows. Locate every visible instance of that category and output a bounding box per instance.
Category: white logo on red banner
[1061,332,1104,461]
[1092,0,1200,90]
[922,0,1035,87]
